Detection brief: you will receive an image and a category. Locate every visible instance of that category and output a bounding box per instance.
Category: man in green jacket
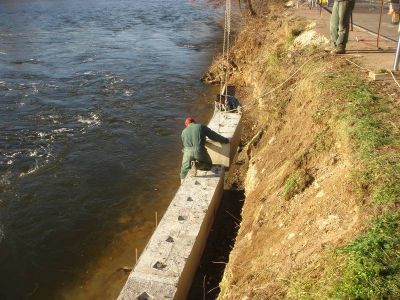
[180,117,229,180]
[330,0,355,54]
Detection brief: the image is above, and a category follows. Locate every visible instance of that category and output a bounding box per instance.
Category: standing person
[388,0,400,25]
[330,0,355,54]
[180,117,229,181]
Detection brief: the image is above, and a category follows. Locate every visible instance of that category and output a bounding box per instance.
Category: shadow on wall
[188,188,245,300]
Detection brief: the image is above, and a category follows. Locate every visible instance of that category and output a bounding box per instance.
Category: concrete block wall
[118,167,224,300]
[118,112,242,300]
[206,111,242,168]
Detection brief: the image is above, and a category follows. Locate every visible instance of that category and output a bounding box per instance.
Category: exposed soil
[197,1,400,299]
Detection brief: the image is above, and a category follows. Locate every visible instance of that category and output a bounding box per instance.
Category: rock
[200,72,220,85]
[245,231,253,241]
[287,233,296,239]
[285,0,295,7]
[293,30,329,48]
[268,136,275,145]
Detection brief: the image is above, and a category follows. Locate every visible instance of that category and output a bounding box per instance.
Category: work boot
[331,47,346,55]
[188,161,197,177]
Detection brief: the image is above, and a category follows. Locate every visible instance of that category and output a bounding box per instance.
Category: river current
[0,0,222,298]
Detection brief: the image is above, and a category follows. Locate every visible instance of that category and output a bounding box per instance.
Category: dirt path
[294,3,399,72]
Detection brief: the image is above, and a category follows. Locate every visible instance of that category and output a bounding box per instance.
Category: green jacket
[181,123,229,150]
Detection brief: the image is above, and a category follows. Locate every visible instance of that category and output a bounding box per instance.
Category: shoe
[331,48,346,55]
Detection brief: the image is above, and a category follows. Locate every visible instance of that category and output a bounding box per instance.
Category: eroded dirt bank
[203,1,400,299]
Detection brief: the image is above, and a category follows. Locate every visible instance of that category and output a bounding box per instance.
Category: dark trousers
[330,0,355,49]
[180,148,212,179]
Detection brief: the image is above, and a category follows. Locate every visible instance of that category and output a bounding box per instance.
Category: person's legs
[389,0,400,24]
[336,0,354,50]
[180,151,194,179]
[389,0,400,14]
[195,150,212,171]
[330,0,340,48]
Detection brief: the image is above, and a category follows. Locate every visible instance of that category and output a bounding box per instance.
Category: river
[0,0,222,298]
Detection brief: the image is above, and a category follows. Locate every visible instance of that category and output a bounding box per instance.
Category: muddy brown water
[0,0,223,298]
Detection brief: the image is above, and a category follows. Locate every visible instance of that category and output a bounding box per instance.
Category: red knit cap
[184,117,195,127]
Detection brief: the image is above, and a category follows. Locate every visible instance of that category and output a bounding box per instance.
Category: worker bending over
[215,94,241,112]
[180,117,229,181]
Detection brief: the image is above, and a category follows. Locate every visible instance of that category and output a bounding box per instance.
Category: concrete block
[118,165,225,300]
[206,111,242,168]
[369,70,400,81]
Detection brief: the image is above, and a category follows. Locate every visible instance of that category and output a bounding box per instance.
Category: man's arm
[228,95,240,107]
[203,125,229,144]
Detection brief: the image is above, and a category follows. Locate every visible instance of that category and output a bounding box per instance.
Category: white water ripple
[77,113,101,127]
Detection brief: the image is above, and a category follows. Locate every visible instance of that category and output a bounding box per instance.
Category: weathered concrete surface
[118,166,224,300]
[206,111,242,168]
[118,111,242,300]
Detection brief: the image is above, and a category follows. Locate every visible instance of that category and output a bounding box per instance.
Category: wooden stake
[203,275,206,300]
[135,248,138,265]
[155,211,158,228]
[319,0,322,16]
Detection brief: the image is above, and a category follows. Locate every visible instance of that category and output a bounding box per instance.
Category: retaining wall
[118,112,242,300]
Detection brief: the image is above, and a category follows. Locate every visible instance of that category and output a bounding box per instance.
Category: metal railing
[393,25,400,70]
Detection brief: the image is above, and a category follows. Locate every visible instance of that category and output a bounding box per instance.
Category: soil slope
[203,2,400,299]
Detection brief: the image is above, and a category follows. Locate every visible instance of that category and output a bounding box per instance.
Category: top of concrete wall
[207,111,241,140]
[118,166,224,300]
[206,111,242,168]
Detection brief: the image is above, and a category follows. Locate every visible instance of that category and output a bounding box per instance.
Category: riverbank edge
[202,1,400,299]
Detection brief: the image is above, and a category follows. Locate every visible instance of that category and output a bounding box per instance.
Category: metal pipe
[393,33,400,71]
[350,12,353,31]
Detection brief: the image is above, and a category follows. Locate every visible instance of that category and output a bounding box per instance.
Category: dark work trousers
[330,0,355,50]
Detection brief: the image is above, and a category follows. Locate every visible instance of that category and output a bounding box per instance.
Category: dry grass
[209,2,400,299]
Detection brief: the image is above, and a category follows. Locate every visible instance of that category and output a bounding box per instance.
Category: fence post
[393,25,400,71]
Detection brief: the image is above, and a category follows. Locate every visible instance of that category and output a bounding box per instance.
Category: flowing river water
[0,0,223,298]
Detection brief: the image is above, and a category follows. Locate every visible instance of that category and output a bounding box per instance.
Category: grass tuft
[267,50,280,66]
[283,171,301,200]
[283,170,313,200]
